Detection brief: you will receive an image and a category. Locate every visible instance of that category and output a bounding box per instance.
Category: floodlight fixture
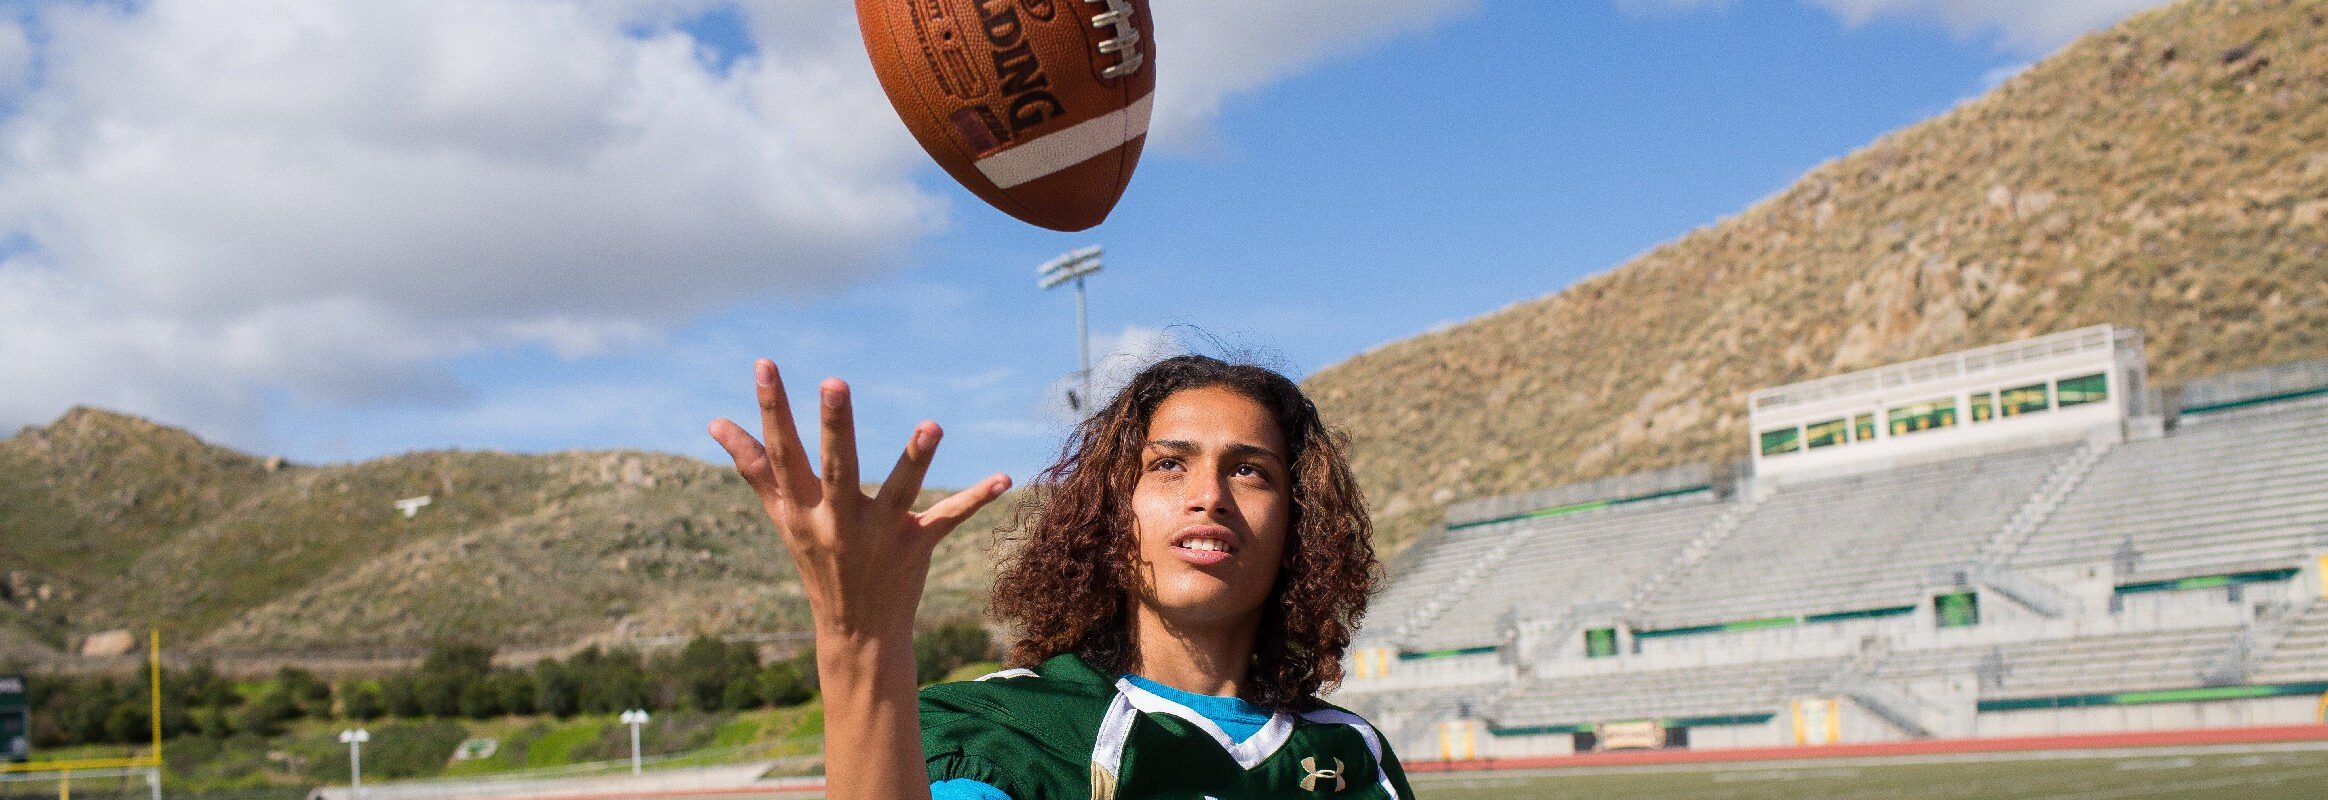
[1037,246,1105,411]
[339,728,369,798]
[620,709,650,776]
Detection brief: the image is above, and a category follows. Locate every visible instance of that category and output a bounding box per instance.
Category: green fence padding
[1978,681,2328,712]
[2115,568,2300,595]
[1488,713,1772,737]
[2178,383,2328,416]
[1396,645,1501,661]
[1447,486,1714,531]
[1635,605,1915,639]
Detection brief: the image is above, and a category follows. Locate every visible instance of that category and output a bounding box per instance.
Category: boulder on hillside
[79,629,135,657]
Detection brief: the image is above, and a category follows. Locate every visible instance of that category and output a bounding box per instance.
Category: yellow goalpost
[0,630,165,800]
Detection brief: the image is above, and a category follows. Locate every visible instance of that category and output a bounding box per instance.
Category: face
[1128,386,1293,628]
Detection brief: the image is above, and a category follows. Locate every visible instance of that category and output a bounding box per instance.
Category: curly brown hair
[990,354,1378,710]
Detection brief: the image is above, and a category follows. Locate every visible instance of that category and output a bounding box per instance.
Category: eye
[1149,456,1183,472]
[1234,463,1271,481]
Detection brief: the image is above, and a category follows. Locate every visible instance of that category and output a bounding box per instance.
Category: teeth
[1183,538,1227,553]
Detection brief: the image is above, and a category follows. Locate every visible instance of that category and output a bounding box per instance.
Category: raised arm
[708,359,1009,800]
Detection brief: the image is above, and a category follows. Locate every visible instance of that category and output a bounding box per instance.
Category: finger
[874,421,940,514]
[818,378,861,497]
[707,419,781,502]
[914,473,1012,539]
[755,360,817,501]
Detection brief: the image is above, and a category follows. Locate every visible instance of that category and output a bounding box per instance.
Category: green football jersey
[919,654,1414,800]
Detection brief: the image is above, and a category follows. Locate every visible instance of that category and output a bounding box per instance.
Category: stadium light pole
[1037,246,1104,413]
[337,727,368,798]
[619,709,649,776]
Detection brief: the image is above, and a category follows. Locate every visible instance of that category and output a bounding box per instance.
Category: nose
[1185,470,1229,514]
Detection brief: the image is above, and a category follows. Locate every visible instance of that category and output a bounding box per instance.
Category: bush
[341,682,383,721]
[275,666,331,718]
[380,673,424,718]
[231,690,297,738]
[493,670,538,716]
[533,659,579,718]
[914,622,992,685]
[754,662,811,708]
[103,702,150,744]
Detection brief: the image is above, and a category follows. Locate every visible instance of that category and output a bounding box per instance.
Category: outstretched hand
[708,359,1011,640]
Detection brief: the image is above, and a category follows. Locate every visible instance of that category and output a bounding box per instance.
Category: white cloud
[1148,0,1480,149]
[0,0,935,440]
[1038,324,1185,422]
[0,0,1479,446]
[1801,0,2171,54]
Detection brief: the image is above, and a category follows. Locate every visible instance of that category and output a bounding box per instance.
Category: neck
[1127,603,1260,698]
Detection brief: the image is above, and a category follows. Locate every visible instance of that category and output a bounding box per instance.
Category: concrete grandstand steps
[1976,441,2111,567]
[1361,524,1520,645]
[2252,602,2328,684]
[1872,627,2244,698]
[1493,657,1842,727]
[2015,395,2328,579]
[1633,446,2072,630]
[1398,497,1726,651]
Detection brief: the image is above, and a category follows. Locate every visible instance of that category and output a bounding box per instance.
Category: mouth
[1170,525,1240,566]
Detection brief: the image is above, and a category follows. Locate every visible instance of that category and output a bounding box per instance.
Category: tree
[754,662,810,708]
[103,702,150,745]
[914,622,993,685]
[232,689,297,738]
[532,658,579,718]
[493,670,537,716]
[275,665,331,719]
[416,641,496,717]
[456,680,501,719]
[341,682,384,722]
[380,673,425,718]
[675,635,758,711]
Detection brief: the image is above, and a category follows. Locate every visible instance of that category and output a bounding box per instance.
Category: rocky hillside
[0,407,1013,665]
[1308,0,2328,553]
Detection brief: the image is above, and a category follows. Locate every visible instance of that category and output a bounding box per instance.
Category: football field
[1407,745,2328,800]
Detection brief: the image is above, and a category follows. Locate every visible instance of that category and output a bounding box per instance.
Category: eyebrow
[1145,438,1286,464]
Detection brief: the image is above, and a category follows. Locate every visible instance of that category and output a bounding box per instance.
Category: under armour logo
[1299,756,1346,792]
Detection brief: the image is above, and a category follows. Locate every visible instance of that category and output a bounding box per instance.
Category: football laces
[1085,0,1144,80]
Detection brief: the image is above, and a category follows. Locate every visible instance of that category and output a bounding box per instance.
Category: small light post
[1037,246,1105,413]
[619,709,650,776]
[337,728,369,798]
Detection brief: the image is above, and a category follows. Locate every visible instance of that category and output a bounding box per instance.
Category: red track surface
[1403,723,2328,772]
[478,724,2328,798]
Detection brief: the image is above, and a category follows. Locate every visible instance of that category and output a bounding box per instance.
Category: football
[856,0,1156,232]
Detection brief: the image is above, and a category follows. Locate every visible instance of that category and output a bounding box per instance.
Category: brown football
[856,0,1156,232]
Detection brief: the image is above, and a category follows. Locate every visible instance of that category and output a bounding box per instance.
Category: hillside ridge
[1305,0,2327,552]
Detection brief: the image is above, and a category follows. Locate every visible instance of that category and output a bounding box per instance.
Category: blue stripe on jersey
[1121,674,1271,744]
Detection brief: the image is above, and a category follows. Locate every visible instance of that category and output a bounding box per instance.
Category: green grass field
[1408,746,2328,800]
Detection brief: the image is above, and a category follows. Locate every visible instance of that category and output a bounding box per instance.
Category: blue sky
[0,0,2168,488]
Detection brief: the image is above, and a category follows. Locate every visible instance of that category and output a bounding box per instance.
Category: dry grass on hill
[1306,0,2328,554]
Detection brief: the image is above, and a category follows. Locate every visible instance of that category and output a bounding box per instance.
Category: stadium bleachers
[1871,627,2244,698]
[1361,522,1527,645]
[1335,347,2328,758]
[2010,394,2328,581]
[2252,601,2328,685]
[1493,657,1842,727]
[1634,446,2075,630]
[1397,496,1728,652]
